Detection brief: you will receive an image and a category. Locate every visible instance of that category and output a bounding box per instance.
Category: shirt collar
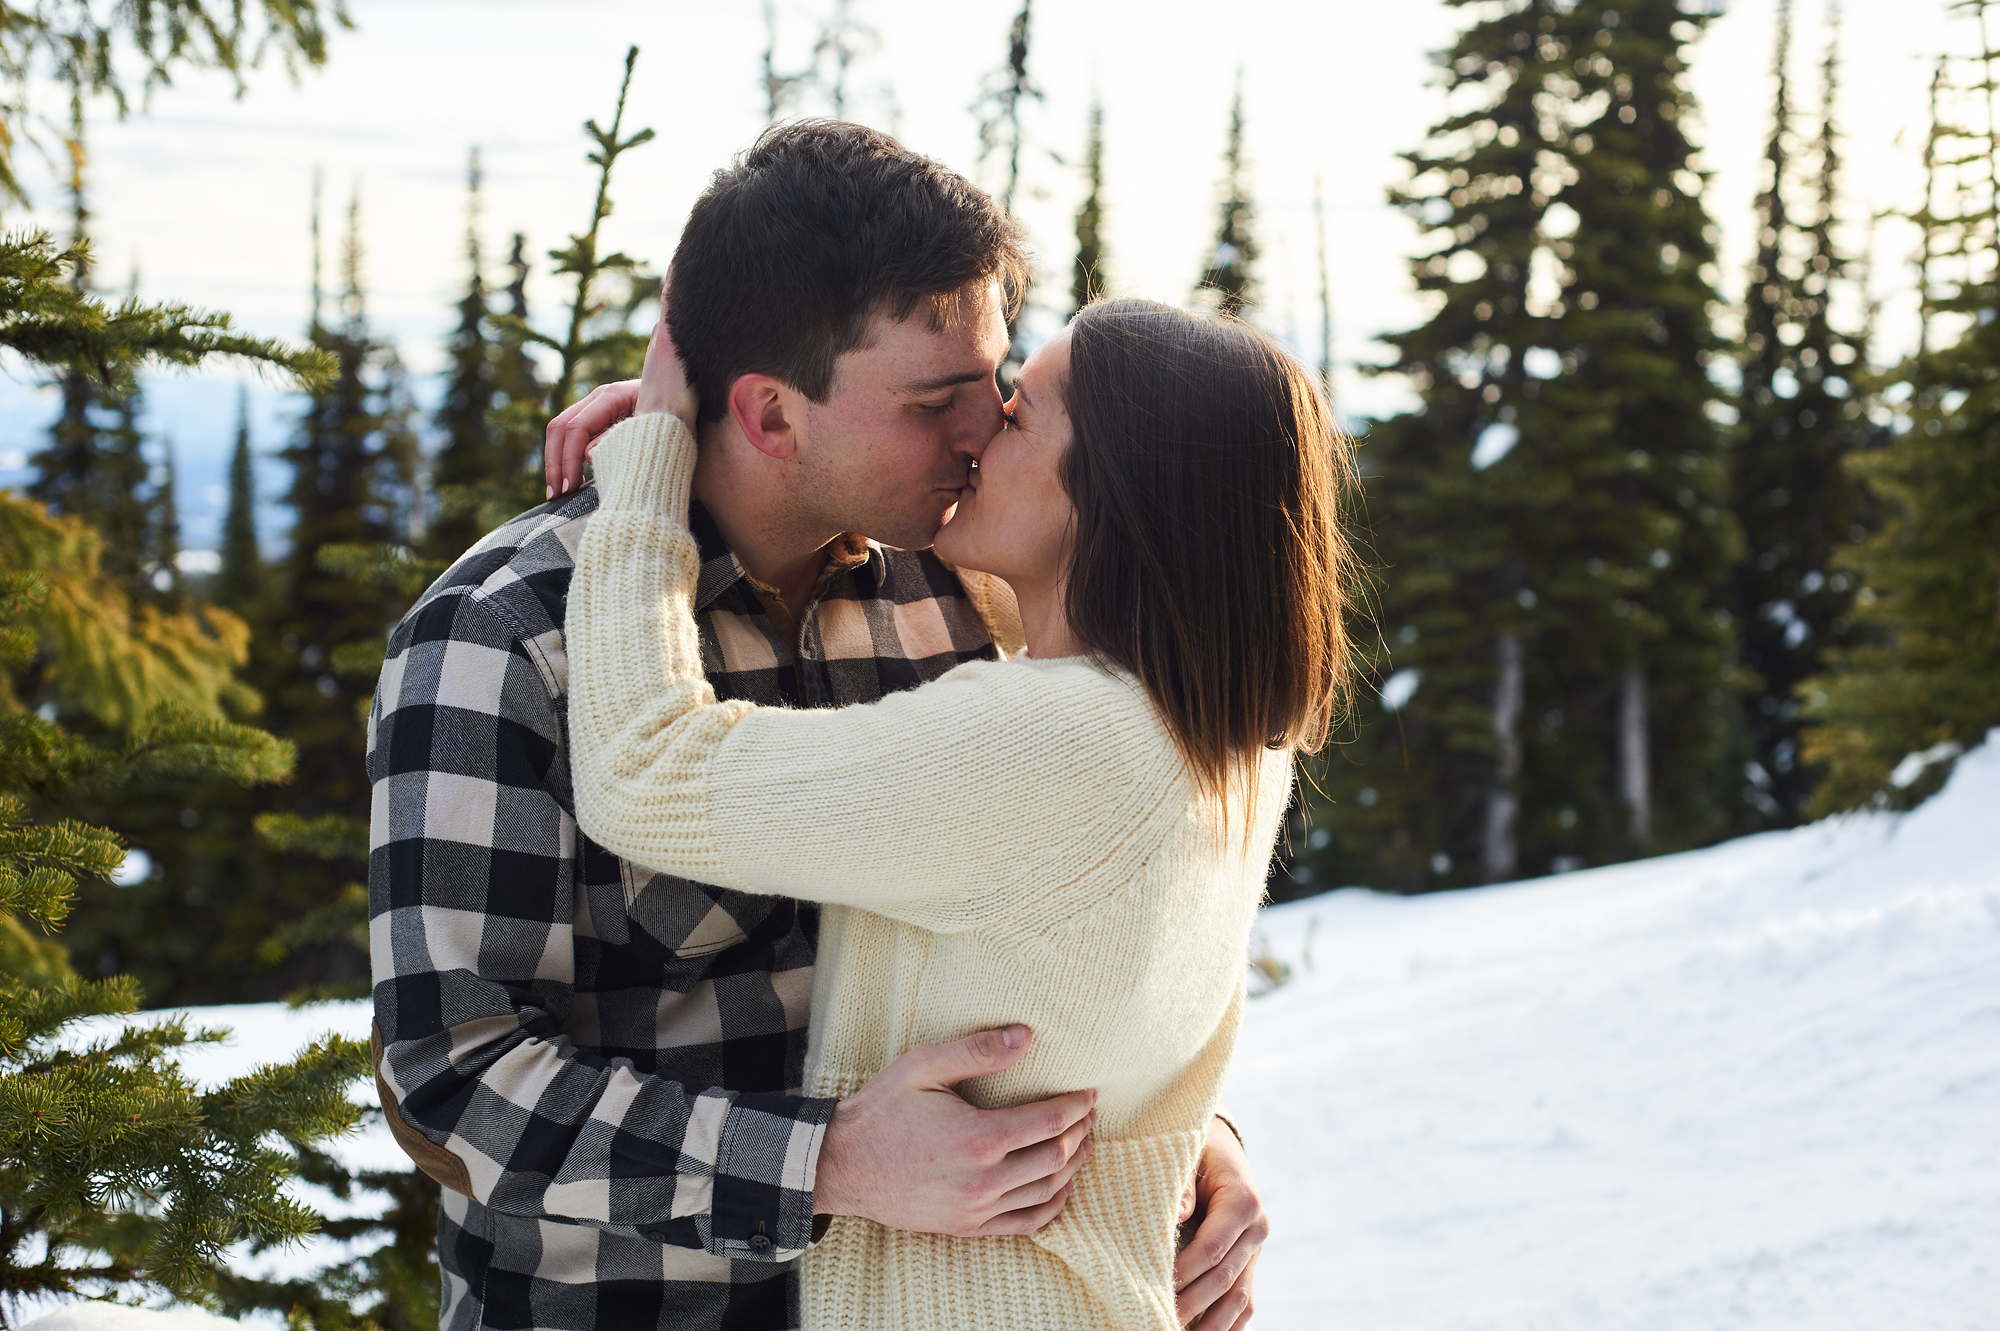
[688,498,882,613]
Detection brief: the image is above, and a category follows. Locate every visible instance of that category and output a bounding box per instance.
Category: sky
[0,0,1970,557]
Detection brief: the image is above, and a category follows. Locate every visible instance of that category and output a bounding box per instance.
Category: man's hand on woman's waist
[812,1024,1098,1237]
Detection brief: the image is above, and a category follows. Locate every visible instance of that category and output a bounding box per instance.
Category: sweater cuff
[590,411,698,516]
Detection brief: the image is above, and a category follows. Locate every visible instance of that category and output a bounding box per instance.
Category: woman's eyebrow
[1014,383,1034,413]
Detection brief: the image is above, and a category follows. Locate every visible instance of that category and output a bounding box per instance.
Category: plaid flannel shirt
[368,487,999,1331]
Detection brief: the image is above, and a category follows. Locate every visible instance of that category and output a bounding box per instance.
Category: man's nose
[953,395,1006,460]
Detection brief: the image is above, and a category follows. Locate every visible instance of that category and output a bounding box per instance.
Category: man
[369,121,1265,1331]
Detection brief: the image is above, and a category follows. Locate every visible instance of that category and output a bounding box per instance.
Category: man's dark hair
[668,120,1029,424]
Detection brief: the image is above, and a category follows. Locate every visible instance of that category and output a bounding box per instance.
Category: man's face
[795,282,1010,550]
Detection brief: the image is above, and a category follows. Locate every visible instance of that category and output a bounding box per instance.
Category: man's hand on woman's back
[813,1024,1098,1237]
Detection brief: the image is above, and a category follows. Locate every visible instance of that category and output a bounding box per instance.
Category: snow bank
[22,1307,241,1331]
[1229,734,2000,1330]
[29,740,1997,1328]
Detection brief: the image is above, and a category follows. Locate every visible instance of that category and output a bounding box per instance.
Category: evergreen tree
[150,441,180,597]
[214,389,262,613]
[1801,9,2000,811]
[972,2,1040,379]
[249,190,415,996]
[0,545,366,1318]
[1297,0,1570,894]
[1316,172,1335,401]
[518,47,657,417]
[26,126,160,602]
[1730,4,1872,828]
[1195,73,1258,318]
[1528,0,1740,863]
[1299,0,1739,895]
[1071,97,1107,311]
[428,147,504,562]
[0,224,354,1313]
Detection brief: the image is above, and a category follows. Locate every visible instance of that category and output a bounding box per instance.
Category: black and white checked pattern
[368,487,999,1331]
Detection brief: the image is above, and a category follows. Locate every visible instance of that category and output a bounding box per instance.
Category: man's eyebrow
[900,369,992,394]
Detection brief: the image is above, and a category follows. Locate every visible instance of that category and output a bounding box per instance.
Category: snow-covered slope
[39,739,1997,1329]
[1229,734,2000,1330]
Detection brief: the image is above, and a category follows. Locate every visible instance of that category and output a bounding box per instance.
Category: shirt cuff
[707,1090,840,1260]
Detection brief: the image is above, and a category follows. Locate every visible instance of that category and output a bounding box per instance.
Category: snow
[1230,731,2000,1330]
[28,737,2000,1328]
[23,1305,242,1331]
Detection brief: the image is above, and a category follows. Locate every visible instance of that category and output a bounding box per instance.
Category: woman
[564,296,1355,1330]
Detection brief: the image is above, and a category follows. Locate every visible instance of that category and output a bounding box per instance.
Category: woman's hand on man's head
[542,285,698,498]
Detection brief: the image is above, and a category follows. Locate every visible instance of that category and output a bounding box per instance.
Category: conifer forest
[0,0,1996,1323]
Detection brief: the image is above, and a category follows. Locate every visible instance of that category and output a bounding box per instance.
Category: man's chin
[866,499,957,553]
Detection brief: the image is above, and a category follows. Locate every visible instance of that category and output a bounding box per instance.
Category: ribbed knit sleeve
[568,414,1187,934]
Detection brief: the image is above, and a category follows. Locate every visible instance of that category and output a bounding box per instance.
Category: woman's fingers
[543,379,641,496]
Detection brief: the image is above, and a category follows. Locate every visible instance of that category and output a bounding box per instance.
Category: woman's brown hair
[1059,298,1356,811]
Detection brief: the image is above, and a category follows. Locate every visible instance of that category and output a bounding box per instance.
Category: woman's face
[932,328,1076,594]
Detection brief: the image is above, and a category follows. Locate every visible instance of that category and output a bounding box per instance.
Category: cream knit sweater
[567,413,1291,1331]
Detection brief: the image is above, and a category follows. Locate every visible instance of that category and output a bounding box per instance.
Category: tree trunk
[1619,659,1652,844]
[1483,632,1524,882]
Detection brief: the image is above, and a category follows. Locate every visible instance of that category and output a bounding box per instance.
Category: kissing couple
[369,119,1355,1331]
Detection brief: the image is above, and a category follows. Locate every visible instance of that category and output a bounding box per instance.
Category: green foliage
[1799,6,2000,812]
[214,1148,440,1331]
[0,0,351,207]
[1299,0,1740,894]
[1729,4,1874,829]
[494,46,657,418]
[213,390,262,613]
[1194,73,1257,318]
[1801,293,2000,813]
[1,232,332,393]
[253,811,367,1004]
[0,497,264,730]
[428,149,508,562]
[0,558,365,1318]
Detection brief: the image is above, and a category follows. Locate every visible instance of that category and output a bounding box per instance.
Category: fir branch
[0,232,333,392]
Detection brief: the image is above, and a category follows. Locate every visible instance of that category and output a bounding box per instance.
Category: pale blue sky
[0,0,1961,556]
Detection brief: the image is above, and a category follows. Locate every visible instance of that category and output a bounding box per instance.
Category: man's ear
[728,374,801,461]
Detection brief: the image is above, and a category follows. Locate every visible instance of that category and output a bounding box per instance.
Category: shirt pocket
[620,860,773,958]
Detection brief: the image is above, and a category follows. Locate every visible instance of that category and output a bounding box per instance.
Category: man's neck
[690,420,841,625]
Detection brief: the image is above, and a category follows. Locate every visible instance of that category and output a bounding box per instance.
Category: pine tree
[0,548,366,1317]
[214,390,262,613]
[0,224,355,1312]
[519,47,658,417]
[1801,6,2000,811]
[1528,0,1741,863]
[1195,73,1258,318]
[1730,4,1872,828]
[1071,97,1107,311]
[972,2,1041,379]
[26,125,161,602]
[428,148,504,562]
[1298,0,1739,895]
[1296,0,1571,894]
[150,441,181,598]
